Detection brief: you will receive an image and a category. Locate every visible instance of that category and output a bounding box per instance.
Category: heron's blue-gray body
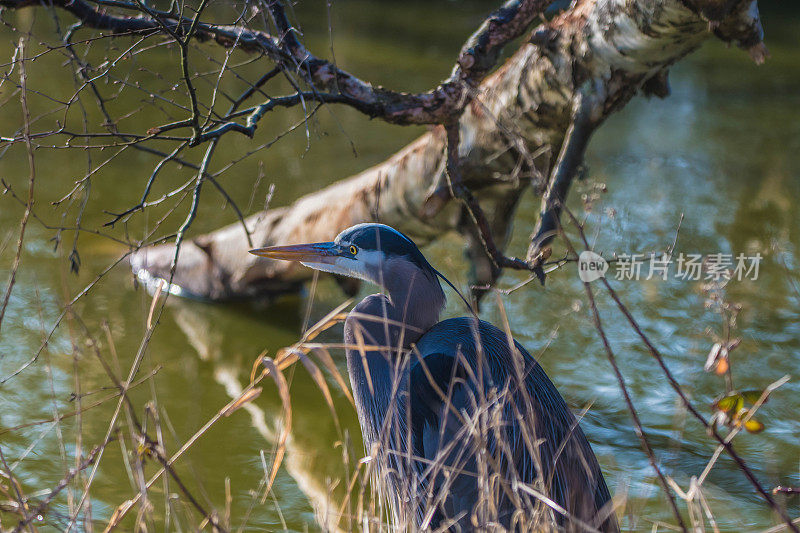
[344,278,616,531]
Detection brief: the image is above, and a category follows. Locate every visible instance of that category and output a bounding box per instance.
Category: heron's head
[249,223,438,288]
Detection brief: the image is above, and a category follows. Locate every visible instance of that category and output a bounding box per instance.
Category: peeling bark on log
[129,0,766,300]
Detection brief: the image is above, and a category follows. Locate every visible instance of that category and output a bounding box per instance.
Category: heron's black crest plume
[432,267,476,316]
[336,223,431,270]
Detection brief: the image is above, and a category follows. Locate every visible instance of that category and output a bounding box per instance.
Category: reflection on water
[167,299,355,531]
[0,1,799,531]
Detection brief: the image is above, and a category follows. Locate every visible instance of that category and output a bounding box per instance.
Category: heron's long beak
[249,242,340,263]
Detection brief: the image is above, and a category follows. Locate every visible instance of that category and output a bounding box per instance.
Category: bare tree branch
[0,0,548,125]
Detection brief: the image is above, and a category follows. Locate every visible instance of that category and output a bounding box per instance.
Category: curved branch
[0,0,549,124]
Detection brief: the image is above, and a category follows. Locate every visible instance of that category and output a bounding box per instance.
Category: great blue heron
[251,223,618,532]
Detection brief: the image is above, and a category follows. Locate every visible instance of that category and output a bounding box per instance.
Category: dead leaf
[222,387,262,417]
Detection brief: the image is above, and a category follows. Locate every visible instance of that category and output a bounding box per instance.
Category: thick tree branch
[527,89,599,267]
[125,0,767,300]
[445,122,531,273]
[0,0,548,125]
[2,0,768,292]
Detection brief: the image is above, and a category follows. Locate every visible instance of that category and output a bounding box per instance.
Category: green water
[0,1,798,531]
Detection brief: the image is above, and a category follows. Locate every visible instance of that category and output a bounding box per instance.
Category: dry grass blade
[249,349,269,383]
[346,312,424,333]
[335,461,366,529]
[103,374,274,529]
[146,279,166,330]
[296,351,338,424]
[104,499,135,533]
[260,357,292,496]
[351,324,374,395]
[311,347,355,407]
[300,299,352,343]
[222,387,262,417]
[275,347,300,370]
[514,483,602,533]
[248,301,353,386]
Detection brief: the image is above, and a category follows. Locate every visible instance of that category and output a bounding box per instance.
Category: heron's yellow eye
[349,245,358,256]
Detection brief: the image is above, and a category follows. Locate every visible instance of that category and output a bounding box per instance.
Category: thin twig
[563,207,799,533]
[559,223,687,531]
[12,440,112,533]
[0,37,35,334]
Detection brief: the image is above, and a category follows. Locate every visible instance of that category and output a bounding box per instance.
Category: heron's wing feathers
[409,352,479,527]
[409,352,463,458]
[411,318,619,532]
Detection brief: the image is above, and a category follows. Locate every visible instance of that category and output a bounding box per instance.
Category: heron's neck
[342,263,444,450]
[381,262,445,345]
[344,261,445,356]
